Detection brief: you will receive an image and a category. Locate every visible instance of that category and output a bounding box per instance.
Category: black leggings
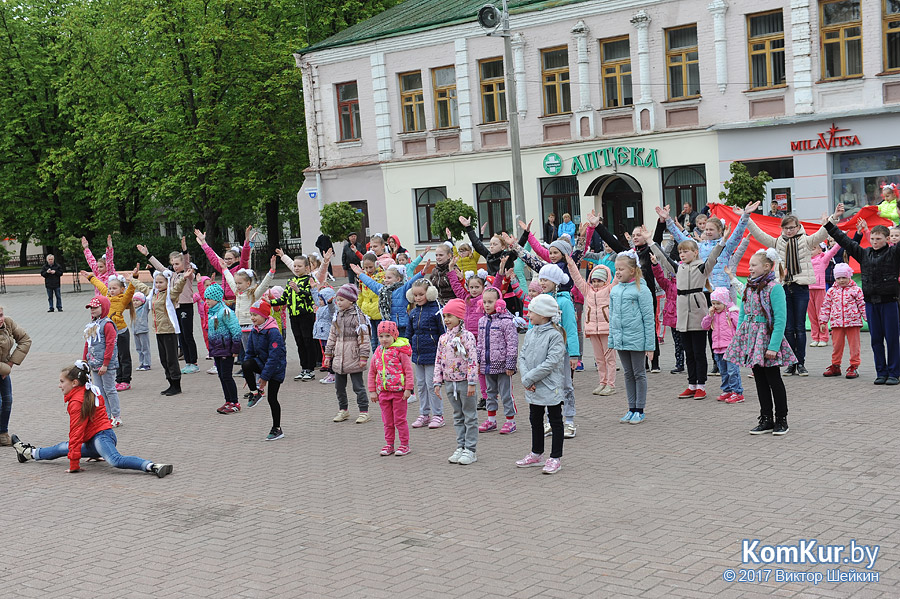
[671,329,684,370]
[752,365,788,419]
[116,328,132,384]
[157,333,181,381]
[683,330,708,385]
[530,403,563,459]
[242,359,282,429]
[289,313,318,371]
[215,356,237,403]
[177,304,199,365]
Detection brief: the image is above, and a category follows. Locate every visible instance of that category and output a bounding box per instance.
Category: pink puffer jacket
[448,270,485,336]
[819,281,866,328]
[652,263,678,328]
[700,307,740,353]
[569,264,613,335]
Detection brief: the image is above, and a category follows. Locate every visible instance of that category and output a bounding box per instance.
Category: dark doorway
[348,200,370,241]
[601,178,643,240]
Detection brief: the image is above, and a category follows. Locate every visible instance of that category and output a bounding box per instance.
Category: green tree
[320,202,363,240]
[431,198,477,240]
[719,162,772,209]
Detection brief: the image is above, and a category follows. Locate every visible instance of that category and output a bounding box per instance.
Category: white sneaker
[458,449,477,465]
[592,385,605,395]
[543,422,552,437]
[333,409,350,422]
[407,394,417,404]
[809,340,818,347]
[319,373,335,384]
[206,366,218,375]
[599,385,616,396]
[564,422,577,438]
[448,447,464,464]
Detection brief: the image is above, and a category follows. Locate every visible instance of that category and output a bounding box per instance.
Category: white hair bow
[621,249,639,260]
[237,268,255,279]
[755,248,781,264]
[442,241,453,249]
[74,360,102,407]
[230,245,241,255]
[110,274,127,285]
[465,269,488,281]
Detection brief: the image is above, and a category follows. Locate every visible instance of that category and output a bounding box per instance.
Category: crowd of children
[14,187,900,476]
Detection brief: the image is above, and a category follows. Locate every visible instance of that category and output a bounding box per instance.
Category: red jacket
[65,385,112,471]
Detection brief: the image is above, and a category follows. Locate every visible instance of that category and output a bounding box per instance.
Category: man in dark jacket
[826,204,900,384]
[342,233,364,284]
[678,203,698,233]
[40,254,64,312]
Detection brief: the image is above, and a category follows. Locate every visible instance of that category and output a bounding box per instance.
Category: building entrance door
[601,177,643,239]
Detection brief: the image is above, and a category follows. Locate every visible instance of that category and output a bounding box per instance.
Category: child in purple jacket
[476,287,519,435]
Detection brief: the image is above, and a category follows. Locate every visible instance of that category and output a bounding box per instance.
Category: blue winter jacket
[245,319,287,383]
[206,303,243,358]
[406,300,445,365]
[557,220,576,240]
[358,272,423,330]
[608,280,655,352]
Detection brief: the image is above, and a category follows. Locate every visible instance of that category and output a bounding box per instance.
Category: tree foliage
[0,0,403,253]
[432,198,477,240]
[718,162,773,208]
[320,202,363,241]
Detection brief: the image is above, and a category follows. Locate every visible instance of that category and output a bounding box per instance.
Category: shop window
[475,182,513,239]
[666,25,700,99]
[432,66,458,129]
[747,11,786,89]
[480,58,507,124]
[820,0,862,80]
[541,47,571,116]
[415,187,447,243]
[600,37,633,108]
[832,148,900,218]
[744,159,794,179]
[400,71,426,132]
[662,165,707,217]
[336,81,361,141]
[540,177,580,226]
[885,0,900,72]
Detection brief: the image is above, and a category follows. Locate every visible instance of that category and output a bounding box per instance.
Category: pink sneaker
[411,415,430,428]
[478,419,497,433]
[428,415,445,428]
[394,445,410,456]
[717,392,732,402]
[379,445,394,456]
[725,393,745,404]
[542,457,562,474]
[498,420,517,434]
[516,452,545,468]
[114,382,129,391]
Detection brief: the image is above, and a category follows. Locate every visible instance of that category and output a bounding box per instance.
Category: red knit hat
[250,300,271,318]
[377,320,399,339]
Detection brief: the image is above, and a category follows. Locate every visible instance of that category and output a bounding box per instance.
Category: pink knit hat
[710,287,732,306]
[833,263,853,279]
[377,320,399,339]
[443,298,466,320]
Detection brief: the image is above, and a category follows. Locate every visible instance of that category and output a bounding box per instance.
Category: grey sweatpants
[563,362,576,420]
[485,373,516,418]
[445,380,478,451]
[95,368,120,418]
[335,372,368,412]
[134,332,151,368]
[415,364,442,417]
[618,350,647,410]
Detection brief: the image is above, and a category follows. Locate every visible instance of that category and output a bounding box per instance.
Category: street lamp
[477,1,526,224]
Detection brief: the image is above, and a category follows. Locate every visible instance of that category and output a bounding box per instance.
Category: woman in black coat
[543,213,558,244]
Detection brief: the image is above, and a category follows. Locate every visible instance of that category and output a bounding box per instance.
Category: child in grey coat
[132,292,152,370]
[515,294,568,475]
[313,287,337,384]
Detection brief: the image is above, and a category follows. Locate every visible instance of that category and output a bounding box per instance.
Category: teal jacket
[737,281,788,353]
[608,280,655,352]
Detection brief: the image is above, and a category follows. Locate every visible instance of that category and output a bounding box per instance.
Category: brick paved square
[0,284,897,597]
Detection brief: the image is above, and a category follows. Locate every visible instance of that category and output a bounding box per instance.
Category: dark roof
[298,0,591,54]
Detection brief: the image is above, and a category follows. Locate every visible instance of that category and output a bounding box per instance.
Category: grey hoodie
[517,322,567,406]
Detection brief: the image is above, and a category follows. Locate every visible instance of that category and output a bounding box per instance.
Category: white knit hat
[538,264,569,286]
[528,293,560,320]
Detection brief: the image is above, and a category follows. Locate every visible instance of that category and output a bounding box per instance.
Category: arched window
[476,182,512,239]
[415,187,446,243]
[662,165,707,216]
[540,176,581,225]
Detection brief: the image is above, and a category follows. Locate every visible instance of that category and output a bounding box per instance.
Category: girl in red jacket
[819,263,867,379]
[12,363,172,476]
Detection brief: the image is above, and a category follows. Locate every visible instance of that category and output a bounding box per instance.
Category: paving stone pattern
[1,285,898,598]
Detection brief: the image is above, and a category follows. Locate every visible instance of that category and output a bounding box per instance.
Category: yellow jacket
[358,269,384,321]
[456,248,482,277]
[89,276,136,330]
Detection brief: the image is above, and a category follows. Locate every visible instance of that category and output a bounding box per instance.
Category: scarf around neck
[746,271,777,333]
[378,280,403,321]
[783,235,800,283]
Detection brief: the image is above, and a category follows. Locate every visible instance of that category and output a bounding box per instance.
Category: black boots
[772,417,789,436]
[160,378,182,396]
[749,415,774,435]
[149,463,173,478]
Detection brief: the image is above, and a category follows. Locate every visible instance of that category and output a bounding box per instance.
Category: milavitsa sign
[543,146,660,176]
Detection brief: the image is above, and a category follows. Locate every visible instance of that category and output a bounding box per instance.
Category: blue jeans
[714,353,743,394]
[783,283,809,366]
[0,374,12,433]
[46,287,62,310]
[865,302,900,378]
[33,429,151,471]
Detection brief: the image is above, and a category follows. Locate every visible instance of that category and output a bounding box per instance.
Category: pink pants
[589,334,616,387]
[831,326,861,367]
[378,390,409,447]
[808,289,827,342]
